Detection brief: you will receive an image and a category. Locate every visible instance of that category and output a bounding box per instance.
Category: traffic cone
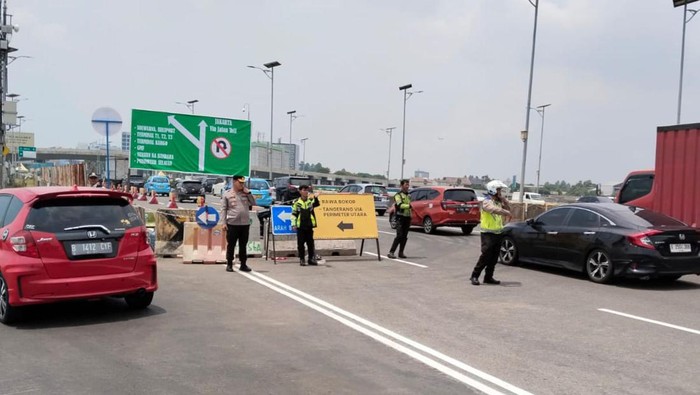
[167,191,178,209]
[149,190,159,204]
[138,188,148,201]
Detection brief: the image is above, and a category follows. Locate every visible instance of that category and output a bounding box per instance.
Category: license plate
[71,242,113,256]
[254,194,262,199]
[670,243,692,253]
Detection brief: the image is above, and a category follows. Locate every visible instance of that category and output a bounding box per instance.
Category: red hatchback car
[0,187,157,324]
[389,187,481,234]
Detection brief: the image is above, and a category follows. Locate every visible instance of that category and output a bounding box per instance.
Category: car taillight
[10,230,40,258]
[139,228,152,251]
[627,230,661,250]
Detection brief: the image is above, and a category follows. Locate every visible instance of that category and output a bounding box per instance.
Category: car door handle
[547,231,558,235]
[583,231,596,235]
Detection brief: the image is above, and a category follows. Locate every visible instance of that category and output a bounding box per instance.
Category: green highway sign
[130,109,251,175]
[18,146,36,159]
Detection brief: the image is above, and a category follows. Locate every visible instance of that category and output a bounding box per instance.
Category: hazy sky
[10,0,699,185]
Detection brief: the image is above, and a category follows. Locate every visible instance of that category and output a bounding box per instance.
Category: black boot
[239,263,252,272]
[387,252,397,259]
[398,252,407,259]
[300,258,307,266]
[226,263,234,272]
[483,277,500,285]
[470,271,480,286]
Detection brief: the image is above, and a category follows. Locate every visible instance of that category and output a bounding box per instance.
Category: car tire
[586,249,614,284]
[422,217,435,234]
[124,291,154,309]
[377,210,385,217]
[0,273,19,324]
[389,214,397,230]
[461,225,475,235]
[499,237,518,266]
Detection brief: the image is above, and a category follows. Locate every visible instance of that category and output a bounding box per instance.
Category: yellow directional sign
[314,194,378,240]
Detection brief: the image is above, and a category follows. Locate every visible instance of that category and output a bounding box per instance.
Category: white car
[212,180,228,197]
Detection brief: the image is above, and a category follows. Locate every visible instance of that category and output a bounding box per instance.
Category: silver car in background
[339,183,391,216]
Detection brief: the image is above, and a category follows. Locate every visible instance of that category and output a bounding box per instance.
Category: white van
[510,192,546,205]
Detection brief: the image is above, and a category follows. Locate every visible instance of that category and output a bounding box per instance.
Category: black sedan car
[499,203,700,284]
[176,180,205,202]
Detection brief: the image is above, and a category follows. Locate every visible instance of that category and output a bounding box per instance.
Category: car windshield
[289,178,308,186]
[26,197,143,233]
[630,208,687,227]
[444,189,477,202]
[152,177,168,183]
[249,180,269,190]
[182,181,201,187]
[529,193,543,200]
[364,186,387,195]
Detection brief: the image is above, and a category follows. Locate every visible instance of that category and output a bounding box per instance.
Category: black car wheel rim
[0,277,8,318]
[588,251,610,280]
[501,239,515,264]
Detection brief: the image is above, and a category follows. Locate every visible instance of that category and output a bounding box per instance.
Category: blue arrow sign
[196,205,220,229]
[271,205,295,235]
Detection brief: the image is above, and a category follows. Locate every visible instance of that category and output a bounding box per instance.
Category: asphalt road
[1,195,699,394]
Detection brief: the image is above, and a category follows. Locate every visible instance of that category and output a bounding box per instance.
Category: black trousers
[226,224,250,265]
[472,232,504,279]
[296,227,315,261]
[390,215,411,254]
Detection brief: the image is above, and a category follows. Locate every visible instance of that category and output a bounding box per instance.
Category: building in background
[122,132,130,152]
[414,169,429,179]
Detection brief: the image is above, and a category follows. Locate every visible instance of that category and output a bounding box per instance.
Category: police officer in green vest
[291,185,321,266]
[388,179,411,259]
[471,180,511,285]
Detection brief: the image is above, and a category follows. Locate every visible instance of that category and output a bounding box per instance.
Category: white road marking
[364,252,428,268]
[598,308,700,335]
[378,230,394,235]
[240,268,532,395]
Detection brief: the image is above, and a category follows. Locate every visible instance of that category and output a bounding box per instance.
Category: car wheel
[0,274,18,324]
[499,237,518,265]
[461,225,475,235]
[377,210,385,217]
[422,217,434,234]
[389,214,397,229]
[124,291,154,309]
[586,249,614,284]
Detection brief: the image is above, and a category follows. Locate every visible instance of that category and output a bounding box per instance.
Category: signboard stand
[359,238,381,261]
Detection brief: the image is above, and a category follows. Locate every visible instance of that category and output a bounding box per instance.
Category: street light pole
[287,110,297,144]
[534,103,551,193]
[300,138,308,175]
[677,3,698,124]
[519,0,540,203]
[248,61,281,180]
[398,84,422,180]
[381,127,396,183]
[176,99,199,114]
[242,103,250,121]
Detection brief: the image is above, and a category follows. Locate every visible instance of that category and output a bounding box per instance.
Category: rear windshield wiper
[63,224,111,234]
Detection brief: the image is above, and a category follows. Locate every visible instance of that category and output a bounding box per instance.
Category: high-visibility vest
[292,197,318,228]
[394,192,411,217]
[480,200,505,233]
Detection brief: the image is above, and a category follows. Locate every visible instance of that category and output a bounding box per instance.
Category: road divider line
[378,230,394,235]
[364,252,428,268]
[598,308,700,335]
[247,270,532,395]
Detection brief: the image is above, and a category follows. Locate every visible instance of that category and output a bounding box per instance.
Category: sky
[8,0,700,185]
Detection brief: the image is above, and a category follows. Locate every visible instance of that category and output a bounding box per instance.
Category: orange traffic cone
[167,191,178,209]
[149,190,159,204]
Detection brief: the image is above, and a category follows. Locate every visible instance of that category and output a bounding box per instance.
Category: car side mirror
[526,218,539,226]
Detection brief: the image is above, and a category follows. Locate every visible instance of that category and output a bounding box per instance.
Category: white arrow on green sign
[130,109,251,175]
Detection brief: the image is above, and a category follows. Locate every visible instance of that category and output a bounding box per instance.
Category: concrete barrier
[267,233,357,259]
[182,222,264,264]
[154,209,197,257]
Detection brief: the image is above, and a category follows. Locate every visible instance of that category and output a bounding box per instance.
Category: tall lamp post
[518,0,541,203]
[287,110,300,174]
[248,61,281,180]
[175,99,198,114]
[398,84,422,180]
[674,0,699,124]
[300,138,309,175]
[380,127,396,183]
[242,103,250,120]
[534,103,551,193]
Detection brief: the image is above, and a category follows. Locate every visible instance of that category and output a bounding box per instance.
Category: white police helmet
[486,180,508,195]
